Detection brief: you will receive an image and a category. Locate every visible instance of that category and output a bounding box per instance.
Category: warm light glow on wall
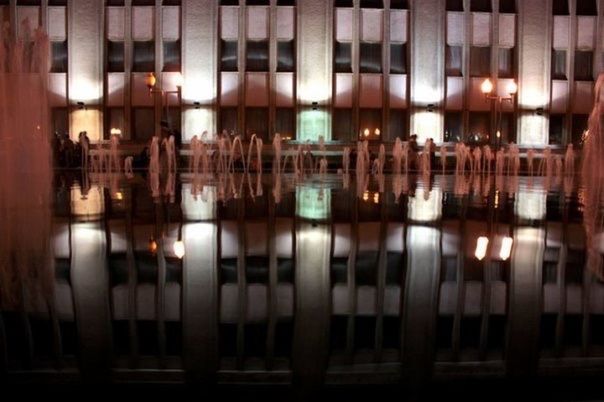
[182,76,215,104]
[183,107,214,142]
[413,111,441,144]
[71,108,102,141]
[70,77,102,103]
[298,109,330,142]
[500,236,513,261]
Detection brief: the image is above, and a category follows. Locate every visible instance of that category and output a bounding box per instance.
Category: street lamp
[481,78,517,150]
[145,72,183,135]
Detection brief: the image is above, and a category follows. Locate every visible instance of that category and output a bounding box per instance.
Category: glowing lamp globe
[480,78,494,95]
[506,81,518,96]
[173,240,185,259]
[145,72,157,90]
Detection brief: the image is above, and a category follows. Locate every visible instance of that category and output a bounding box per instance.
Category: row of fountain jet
[84,131,579,178]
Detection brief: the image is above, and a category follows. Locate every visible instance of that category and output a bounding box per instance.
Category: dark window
[446,45,463,76]
[132,0,154,4]
[390,43,407,74]
[335,0,353,7]
[333,109,352,141]
[388,110,407,141]
[106,0,125,5]
[107,41,124,72]
[277,40,295,72]
[220,0,239,5]
[549,114,565,145]
[360,0,383,8]
[571,114,589,146]
[277,0,295,5]
[499,0,516,13]
[470,46,491,77]
[574,50,593,81]
[220,107,238,133]
[51,107,69,137]
[48,0,67,5]
[50,41,67,73]
[470,0,491,12]
[275,108,295,139]
[359,109,382,138]
[245,107,269,141]
[246,40,269,71]
[17,0,41,4]
[500,112,515,144]
[552,0,569,15]
[163,40,181,72]
[390,0,408,9]
[445,112,463,142]
[133,108,155,141]
[498,47,515,78]
[446,0,464,11]
[162,0,181,5]
[551,49,567,79]
[246,0,269,5]
[132,41,155,72]
[468,112,491,141]
[335,42,352,73]
[576,0,597,16]
[221,40,238,71]
[360,42,382,74]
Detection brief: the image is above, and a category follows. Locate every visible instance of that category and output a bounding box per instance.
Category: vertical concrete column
[68,0,104,141]
[181,0,218,141]
[401,225,441,392]
[71,221,111,380]
[506,227,544,378]
[292,222,331,394]
[409,0,445,143]
[296,0,332,140]
[516,0,552,145]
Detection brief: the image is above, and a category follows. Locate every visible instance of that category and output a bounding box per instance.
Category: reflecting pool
[2,171,604,401]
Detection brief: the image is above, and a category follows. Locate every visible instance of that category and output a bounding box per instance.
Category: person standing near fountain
[409,134,419,171]
[79,131,90,169]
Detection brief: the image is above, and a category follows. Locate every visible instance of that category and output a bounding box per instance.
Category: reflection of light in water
[514,191,546,220]
[181,183,216,220]
[173,240,185,259]
[71,185,105,216]
[296,187,331,220]
[500,236,513,261]
[475,236,489,261]
[408,188,442,221]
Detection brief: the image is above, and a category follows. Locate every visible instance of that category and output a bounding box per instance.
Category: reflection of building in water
[5,174,604,391]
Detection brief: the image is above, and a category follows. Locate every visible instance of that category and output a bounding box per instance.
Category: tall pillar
[506,227,544,377]
[180,184,219,384]
[516,0,552,145]
[181,0,218,141]
[70,185,111,381]
[68,0,104,141]
[292,222,331,395]
[401,225,441,393]
[296,0,332,141]
[409,0,445,143]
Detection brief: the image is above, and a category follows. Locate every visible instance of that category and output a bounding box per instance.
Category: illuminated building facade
[4,0,603,145]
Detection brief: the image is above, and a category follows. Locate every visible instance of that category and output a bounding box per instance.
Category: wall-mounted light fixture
[193,101,201,109]
[426,104,435,113]
[312,101,319,111]
[77,101,86,110]
[535,107,544,116]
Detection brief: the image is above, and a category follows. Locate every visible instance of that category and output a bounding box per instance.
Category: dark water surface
[3,171,604,401]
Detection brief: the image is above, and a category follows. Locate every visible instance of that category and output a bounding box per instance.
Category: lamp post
[480,78,517,150]
[145,72,183,136]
